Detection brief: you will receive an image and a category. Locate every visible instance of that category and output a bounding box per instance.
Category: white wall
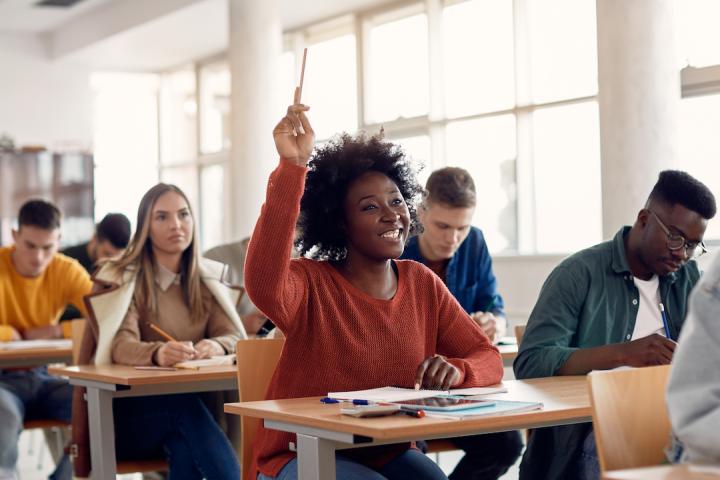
[0,33,92,148]
[494,248,717,329]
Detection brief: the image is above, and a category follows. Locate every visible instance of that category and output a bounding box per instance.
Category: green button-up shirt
[514,226,699,379]
[512,226,701,479]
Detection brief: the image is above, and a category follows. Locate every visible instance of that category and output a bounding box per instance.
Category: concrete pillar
[228,0,283,239]
[597,0,680,238]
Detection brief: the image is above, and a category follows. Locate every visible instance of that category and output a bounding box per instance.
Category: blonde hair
[106,183,205,322]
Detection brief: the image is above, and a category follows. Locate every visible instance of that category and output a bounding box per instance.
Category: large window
[158,58,231,251]
[275,0,602,254]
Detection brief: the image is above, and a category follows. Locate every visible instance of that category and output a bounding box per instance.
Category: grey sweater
[667,254,720,463]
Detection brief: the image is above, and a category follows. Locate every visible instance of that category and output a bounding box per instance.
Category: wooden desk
[49,364,237,479]
[498,344,517,366]
[225,375,590,480]
[604,464,720,479]
[0,344,73,368]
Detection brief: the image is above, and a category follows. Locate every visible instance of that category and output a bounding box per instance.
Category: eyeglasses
[649,211,707,259]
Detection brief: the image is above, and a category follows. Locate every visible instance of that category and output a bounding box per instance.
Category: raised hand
[414,354,461,390]
[618,333,676,367]
[273,94,314,166]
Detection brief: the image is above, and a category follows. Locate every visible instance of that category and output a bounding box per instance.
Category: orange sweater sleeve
[432,273,504,387]
[244,160,309,335]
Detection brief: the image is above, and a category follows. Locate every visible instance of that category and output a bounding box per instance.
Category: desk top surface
[48,364,237,386]
[498,344,517,360]
[0,347,72,359]
[604,464,720,479]
[225,375,590,440]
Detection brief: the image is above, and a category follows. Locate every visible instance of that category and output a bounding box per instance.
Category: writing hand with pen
[414,354,461,390]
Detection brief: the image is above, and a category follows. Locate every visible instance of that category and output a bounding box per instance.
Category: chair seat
[425,439,458,453]
[23,419,69,430]
[117,459,168,474]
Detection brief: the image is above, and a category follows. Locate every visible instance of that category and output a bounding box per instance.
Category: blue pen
[320,397,340,404]
[658,303,671,339]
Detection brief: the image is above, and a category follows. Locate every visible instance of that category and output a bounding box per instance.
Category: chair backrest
[588,365,672,473]
[236,338,285,480]
[70,318,86,364]
[514,324,526,346]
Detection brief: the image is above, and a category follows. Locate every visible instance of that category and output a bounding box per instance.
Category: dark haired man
[0,199,92,480]
[402,167,522,480]
[60,213,130,320]
[514,170,717,480]
[62,212,131,274]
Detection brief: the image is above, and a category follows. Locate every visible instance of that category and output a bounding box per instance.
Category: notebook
[327,385,507,402]
[174,353,236,370]
[424,400,543,419]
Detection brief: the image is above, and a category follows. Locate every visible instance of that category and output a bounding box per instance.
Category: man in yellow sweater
[0,199,92,480]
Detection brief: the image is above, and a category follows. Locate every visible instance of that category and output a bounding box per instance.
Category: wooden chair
[587,365,672,473]
[236,337,286,480]
[514,324,526,346]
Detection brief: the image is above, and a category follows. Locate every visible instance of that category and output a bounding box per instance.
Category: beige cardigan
[71,257,246,478]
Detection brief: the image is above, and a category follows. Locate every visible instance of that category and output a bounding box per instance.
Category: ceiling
[0,0,392,71]
[0,0,111,33]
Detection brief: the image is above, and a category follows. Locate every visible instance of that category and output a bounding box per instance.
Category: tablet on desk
[391,396,496,412]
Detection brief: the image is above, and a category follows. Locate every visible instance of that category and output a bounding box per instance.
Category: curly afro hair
[295,132,424,261]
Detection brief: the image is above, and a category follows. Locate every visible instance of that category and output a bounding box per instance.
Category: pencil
[148,323,177,342]
[298,47,308,102]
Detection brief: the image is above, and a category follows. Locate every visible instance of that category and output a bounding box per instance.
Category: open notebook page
[328,385,507,402]
[174,353,236,370]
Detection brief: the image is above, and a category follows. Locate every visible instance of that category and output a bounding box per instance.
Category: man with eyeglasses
[513,170,716,480]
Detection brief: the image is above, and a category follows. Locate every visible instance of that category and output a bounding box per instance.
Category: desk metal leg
[86,387,117,479]
[297,433,336,480]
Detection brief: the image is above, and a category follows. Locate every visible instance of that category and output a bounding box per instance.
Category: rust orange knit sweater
[245,161,504,477]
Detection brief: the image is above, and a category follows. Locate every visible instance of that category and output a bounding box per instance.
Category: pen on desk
[399,408,425,418]
[658,303,672,339]
[148,322,177,342]
[320,398,372,405]
[134,366,177,371]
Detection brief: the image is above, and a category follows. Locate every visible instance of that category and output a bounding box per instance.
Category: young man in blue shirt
[402,167,521,480]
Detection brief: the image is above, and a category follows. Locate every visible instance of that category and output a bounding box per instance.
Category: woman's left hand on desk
[194,339,224,359]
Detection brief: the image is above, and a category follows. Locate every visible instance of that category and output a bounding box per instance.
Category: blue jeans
[0,367,72,479]
[114,393,240,480]
[258,449,448,480]
[576,429,600,480]
[418,431,523,480]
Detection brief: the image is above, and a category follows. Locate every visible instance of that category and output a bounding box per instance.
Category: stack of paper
[175,353,236,370]
[328,385,507,402]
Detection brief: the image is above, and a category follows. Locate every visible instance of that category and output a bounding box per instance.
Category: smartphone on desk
[391,396,496,412]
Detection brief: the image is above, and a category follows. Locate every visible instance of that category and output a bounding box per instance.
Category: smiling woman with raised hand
[71,183,246,479]
[244,101,503,480]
